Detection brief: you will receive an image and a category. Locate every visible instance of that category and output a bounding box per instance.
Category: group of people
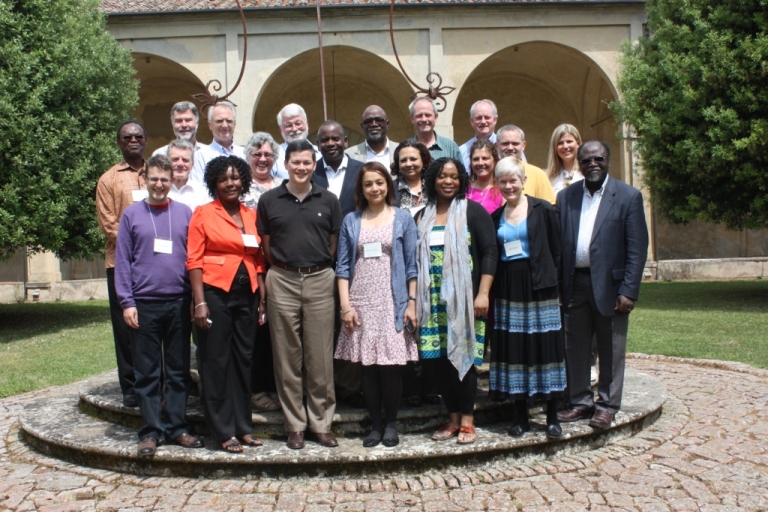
[96,96,648,456]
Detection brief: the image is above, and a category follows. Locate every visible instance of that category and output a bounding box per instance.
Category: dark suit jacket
[556,177,649,317]
[312,157,364,217]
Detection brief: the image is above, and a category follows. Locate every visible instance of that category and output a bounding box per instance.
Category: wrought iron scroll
[192,0,249,110]
[389,0,455,112]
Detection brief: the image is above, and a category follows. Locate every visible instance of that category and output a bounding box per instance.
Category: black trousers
[130,299,192,441]
[251,321,276,394]
[437,359,478,416]
[197,276,256,442]
[106,267,135,397]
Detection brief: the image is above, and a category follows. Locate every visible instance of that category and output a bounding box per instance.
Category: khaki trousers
[266,266,336,433]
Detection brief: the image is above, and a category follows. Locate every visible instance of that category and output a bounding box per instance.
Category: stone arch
[131,52,213,154]
[452,42,620,177]
[252,46,415,147]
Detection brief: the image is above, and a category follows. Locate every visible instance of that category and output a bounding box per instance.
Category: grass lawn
[0,280,766,398]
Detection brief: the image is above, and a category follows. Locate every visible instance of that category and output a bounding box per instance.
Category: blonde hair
[545,124,582,179]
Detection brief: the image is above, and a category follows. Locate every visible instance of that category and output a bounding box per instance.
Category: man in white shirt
[195,101,245,181]
[345,105,399,170]
[152,102,209,183]
[274,103,321,180]
[459,99,498,170]
[166,139,210,210]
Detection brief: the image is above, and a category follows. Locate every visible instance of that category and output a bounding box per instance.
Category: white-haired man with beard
[273,103,321,179]
[153,101,210,183]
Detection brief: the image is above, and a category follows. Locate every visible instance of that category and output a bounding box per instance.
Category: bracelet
[340,308,353,315]
[407,296,417,302]
[194,302,207,309]
[260,300,267,305]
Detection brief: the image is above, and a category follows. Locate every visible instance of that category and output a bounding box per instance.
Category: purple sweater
[115,200,193,308]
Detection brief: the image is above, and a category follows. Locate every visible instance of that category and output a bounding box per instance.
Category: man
[95,120,148,408]
[312,120,365,217]
[195,101,245,179]
[459,99,498,170]
[345,105,399,169]
[556,140,649,429]
[407,97,462,162]
[496,125,556,204]
[274,103,322,179]
[152,101,209,182]
[115,155,203,457]
[257,139,343,450]
[166,139,210,210]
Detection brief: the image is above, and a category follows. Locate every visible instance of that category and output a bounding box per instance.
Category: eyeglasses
[250,152,274,159]
[362,117,387,126]
[147,177,170,184]
[579,156,606,166]
[121,134,145,141]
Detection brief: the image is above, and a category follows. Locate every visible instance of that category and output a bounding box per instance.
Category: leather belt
[234,273,251,284]
[271,261,330,275]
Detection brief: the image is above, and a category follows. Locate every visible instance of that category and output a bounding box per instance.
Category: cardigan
[336,207,418,331]
[491,195,560,291]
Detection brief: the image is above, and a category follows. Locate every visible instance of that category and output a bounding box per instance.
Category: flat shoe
[363,430,382,448]
[546,423,563,438]
[557,407,595,423]
[432,423,460,441]
[172,432,203,448]
[589,410,615,429]
[457,425,476,444]
[382,424,399,447]
[508,423,530,438]
[237,435,262,447]
[138,436,157,457]
[220,437,243,454]
[315,432,339,447]
[287,431,305,450]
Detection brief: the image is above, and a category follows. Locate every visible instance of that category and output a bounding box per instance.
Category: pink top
[467,185,504,214]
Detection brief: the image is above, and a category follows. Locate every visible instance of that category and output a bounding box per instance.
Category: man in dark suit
[312,120,364,217]
[555,140,649,429]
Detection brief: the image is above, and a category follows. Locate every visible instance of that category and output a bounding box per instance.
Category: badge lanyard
[502,216,523,258]
[147,201,173,254]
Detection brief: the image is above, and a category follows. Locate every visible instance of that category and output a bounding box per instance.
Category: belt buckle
[297,266,309,275]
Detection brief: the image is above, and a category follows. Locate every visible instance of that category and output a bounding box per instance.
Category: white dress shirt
[324,155,349,199]
[168,180,211,211]
[365,139,393,169]
[191,141,245,184]
[575,176,609,268]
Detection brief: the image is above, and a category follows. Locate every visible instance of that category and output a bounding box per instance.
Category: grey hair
[170,101,199,122]
[495,156,526,181]
[207,101,237,123]
[408,96,437,117]
[277,103,308,127]
[244,131,280,159]
[469,99,498,119]
[166,138,195,158]
[496,124,525,141]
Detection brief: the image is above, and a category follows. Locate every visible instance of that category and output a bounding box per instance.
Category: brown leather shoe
[138,437,157,457]
[314,432,338,447]
[173,433,203,448]
[589,410,615,429]
[287,431,305,450]
[557,407,595,423]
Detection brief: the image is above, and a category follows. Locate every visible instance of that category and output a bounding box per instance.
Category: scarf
[417,198,476,379]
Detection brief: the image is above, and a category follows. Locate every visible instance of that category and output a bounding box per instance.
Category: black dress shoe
[382,424,399,447]
[138,437,157,457]
[546,423,563,438]
[557,407,595,423]
[287,431,305,450]
[508,423,530,438]
[172,433,204,448]
[589,410,615,429]
[363,430,382,448]
[315,432,338,447]
[123,394,139,408]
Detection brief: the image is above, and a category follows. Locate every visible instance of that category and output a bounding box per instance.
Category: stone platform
[17,368,665,478]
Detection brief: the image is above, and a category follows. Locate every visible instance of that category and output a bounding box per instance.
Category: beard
[284,129,309,143]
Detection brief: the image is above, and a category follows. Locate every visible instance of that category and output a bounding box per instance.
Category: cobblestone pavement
[2,355,768,511]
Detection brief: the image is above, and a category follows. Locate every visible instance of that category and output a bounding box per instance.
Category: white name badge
[363,242,382,258]
[154,238,173,254]
[409,205,425,217]
[429,230,445,247]
[242,234,259,248]
[132,189,148,202]
[504,240,523,258]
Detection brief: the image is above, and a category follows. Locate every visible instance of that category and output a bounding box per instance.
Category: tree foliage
[0,0,138,260]
[613,0,768,229]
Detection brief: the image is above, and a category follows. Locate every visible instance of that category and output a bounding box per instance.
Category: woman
[240,132,282,413]
[489,157,567,439]
[545,124,583,196]
[392,140,432,215]
[241,132,283,209]
[335,162,419,448]
[416,157,497,445]
[466,139,503,214]
[187,155,266,453]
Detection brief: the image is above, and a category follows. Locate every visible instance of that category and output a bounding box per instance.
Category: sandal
[457,425,476,445]
[237,434,263,447]
[432,423,460,441]
[220,437,243,453]
[252,392,281,411]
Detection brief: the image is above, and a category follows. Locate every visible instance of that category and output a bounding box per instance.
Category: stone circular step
[19,367,666,478]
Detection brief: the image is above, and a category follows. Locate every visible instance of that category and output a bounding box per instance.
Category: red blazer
[187,198,265,293]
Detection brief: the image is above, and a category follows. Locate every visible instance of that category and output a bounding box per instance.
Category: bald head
[360,105,389,145]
